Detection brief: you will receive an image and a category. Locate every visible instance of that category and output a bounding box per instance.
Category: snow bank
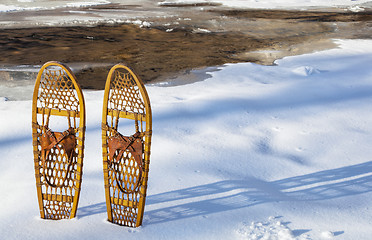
[1,39,372,239]
[0,0,110,12]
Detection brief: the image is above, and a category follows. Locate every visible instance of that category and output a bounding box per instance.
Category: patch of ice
[127,19,152,28]
[348,5,365,12]
[158,1,206,6]
[0,4,22,12]
[141,21,152,27]
[152,81,171,86]
[192,28,211,33]
[131,19,143,25]
[66,1,110,8]
[65,10,91,14]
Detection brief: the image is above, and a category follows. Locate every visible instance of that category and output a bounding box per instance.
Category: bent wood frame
[102,64,152,227]
[32,61,86,219]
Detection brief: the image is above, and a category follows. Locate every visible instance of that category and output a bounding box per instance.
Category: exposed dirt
[0,8,371,89]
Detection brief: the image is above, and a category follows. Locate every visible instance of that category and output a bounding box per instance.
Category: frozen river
[1,0,372,29]
[1,0,372,100]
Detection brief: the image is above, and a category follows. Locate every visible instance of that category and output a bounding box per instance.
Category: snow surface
[0,0,110,12]
[1,39,372,239]
[1,0,371,28]
[1,0,372,12]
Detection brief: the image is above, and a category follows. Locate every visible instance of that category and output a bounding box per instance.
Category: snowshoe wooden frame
[32,61,86,219]
[102,64,152,227]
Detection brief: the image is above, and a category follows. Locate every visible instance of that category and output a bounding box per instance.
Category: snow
[1,0,371,29]
[0,0,110,12]
[1,1,372,239]
[1,0,372,12]
[1,39,372,239]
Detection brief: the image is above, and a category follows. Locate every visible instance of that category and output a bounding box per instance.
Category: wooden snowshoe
[102,64,152,227]
[32,61,86,219]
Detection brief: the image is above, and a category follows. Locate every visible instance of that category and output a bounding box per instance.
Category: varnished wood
[102,64,152,227]
[32,61,86,220]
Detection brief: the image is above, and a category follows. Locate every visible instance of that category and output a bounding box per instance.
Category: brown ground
[0,8,371,89]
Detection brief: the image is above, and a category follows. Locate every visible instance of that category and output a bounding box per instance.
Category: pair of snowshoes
[32,61,152,227]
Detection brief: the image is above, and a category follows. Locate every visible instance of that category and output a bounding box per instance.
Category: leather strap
[106,127,143,194]
[40,126,76,187]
